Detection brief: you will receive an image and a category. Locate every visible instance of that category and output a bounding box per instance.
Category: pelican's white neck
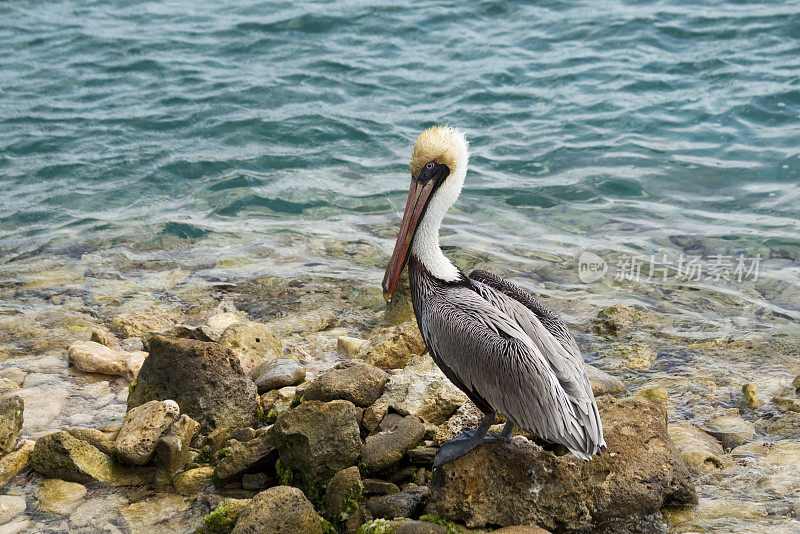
[410,129,469,282]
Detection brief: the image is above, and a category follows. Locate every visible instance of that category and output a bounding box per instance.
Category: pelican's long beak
[382,179,437,301]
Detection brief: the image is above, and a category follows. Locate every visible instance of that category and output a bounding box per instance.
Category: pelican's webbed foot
[433,412,496,468]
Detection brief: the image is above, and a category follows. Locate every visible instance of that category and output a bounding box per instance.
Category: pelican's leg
[434,412,496,468]
[500,420,514,441]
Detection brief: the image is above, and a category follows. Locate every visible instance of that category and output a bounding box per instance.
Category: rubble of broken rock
[1,287,799,533]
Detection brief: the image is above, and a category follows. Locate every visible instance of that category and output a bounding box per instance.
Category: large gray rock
[431,397,696,531]
[231,486,324,534]
[127,335,259,433]
[253,358,305,393]
[362,415,425,473]
[113,400,179,465]
[304,361,388,407]
[273,400,362,497]
[0,395,23,454]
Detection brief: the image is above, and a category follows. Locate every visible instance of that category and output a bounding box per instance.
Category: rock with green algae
[34,478,86,515]
[636,385,669,404]
[0,439,34,485]
[324,466,364,523]
[68,425,120,456]
[356,320,426,371]
[127,335,259,433]
[431,397,696,531]
[272,400,362,498]
[173,466,214,494]
[204,498,251,533]
[113,399,180,466]
[0,395,23,454]
[304,361,388,407]
[31,430,151,485]
[357,518,447,534]
[218,321,283,375]
[772,396,800,413]
[741,383,760,410]
[231,486,325,534]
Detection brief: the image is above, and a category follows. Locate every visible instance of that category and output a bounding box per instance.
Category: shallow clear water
[2,1,800,532]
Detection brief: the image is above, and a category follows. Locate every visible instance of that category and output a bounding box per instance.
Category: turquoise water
[2,3,800,531]
[3,1,799,297]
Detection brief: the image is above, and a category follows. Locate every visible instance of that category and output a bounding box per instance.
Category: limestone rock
[362,415,425,473]
[141,324,215,349]
[113,400,180,465]
[0,439,34,485]
[67,341,146,380]
[431,397,696,530]
[0,495,26,525]
[586,364,625,397]
[363,479,401,496]
[252,358,305,394]
[337,336,365,358]
[741,383,760,410]
[367,485,430,520]
[668,423,725,471]
[90,326,120,348]
[304,361,388,407]
[155,414,200,487]
[260,386,297,416]
[375,354,468,425]
[359,519,446,534]
[636,385,669,405]
[273,400,362,495]
[218,321,282,374]
[173,466,214,494]
[34,478,87,515]
[0,378,20,399]
[112,307,176,337]
[127,335,259,433]
[493,527,551,534]
[204,498,251,533]
[434,401,484,446]
[772,396,800,412]
[215,430,276,481]
[31,431,149,486]
[357,320,426,370]
[324,466,363,522]
[703,415,755,450]
[0,395,23,454]
[231,486,324,534]
[68,425,121,456]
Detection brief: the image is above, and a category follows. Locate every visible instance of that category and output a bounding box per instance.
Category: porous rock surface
[127,335,259,433]
[431,397,696,530]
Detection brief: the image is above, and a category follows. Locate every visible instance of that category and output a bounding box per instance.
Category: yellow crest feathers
[409,125,460,177]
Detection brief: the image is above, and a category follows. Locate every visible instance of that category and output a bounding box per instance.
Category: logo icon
[578,251,607,283]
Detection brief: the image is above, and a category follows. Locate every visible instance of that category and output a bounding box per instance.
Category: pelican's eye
[425,162,435,170]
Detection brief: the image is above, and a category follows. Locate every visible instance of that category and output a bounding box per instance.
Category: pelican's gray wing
[419,283,605,459]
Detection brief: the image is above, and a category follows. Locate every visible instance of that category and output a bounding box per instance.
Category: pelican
[382,126,606,467]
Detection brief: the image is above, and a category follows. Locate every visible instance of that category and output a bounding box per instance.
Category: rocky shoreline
[0,275,799,533]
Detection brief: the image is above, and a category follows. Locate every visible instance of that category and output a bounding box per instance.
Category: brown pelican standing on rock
[382,126,606,468]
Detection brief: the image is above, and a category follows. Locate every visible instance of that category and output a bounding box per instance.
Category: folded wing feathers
[421,274,606,459]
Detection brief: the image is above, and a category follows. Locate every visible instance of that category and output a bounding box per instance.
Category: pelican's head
[383,126,469,300]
